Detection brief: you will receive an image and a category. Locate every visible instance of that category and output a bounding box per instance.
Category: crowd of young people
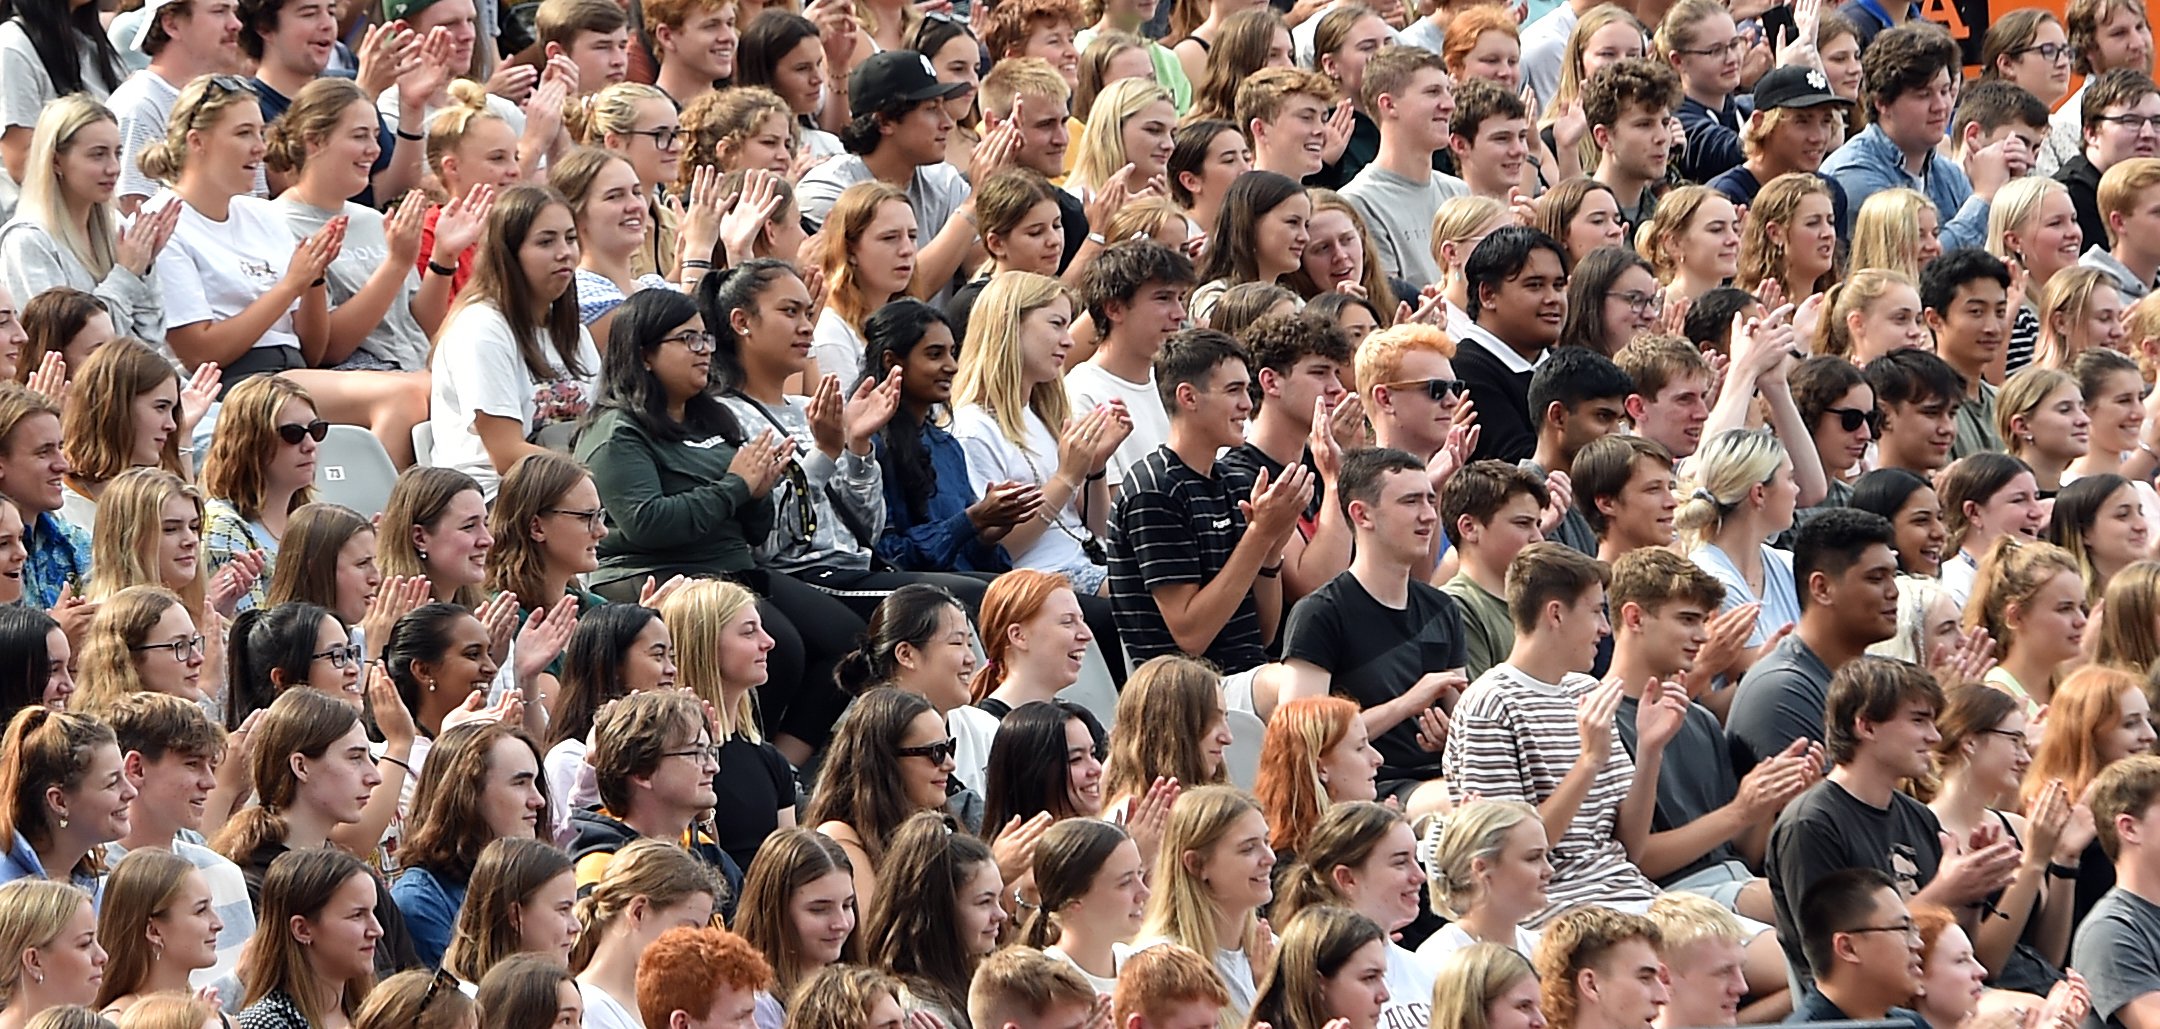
[0,0,2154,1025]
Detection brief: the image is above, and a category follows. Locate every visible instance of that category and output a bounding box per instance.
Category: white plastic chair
[410,421,435,467]
[1057,642,1121,732]
[1223,708,1267,790]
[313,425,399,518]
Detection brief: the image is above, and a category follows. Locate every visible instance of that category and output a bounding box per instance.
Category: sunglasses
[276,419,330,445]
[1825,406,1882,436]
[895,737,958,764]
[1384,378,1468,402]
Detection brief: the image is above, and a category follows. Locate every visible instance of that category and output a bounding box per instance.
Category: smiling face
[1566,187,1626,261]
[2015,382,2091,463]
[303,614,362,704]
[788,868,857,967]
[1764,105,1839,174]
[134,603,206,701]
[1319,938,1390,1029]
[647,312,714,406]
[515,870,582,965]
[1677,196,1741,282]
[423,614,501,701]
[1339,820,1425,932]
[1968,471,2046,552]
[1879,395,1957,474]
[2101,687,2159,764]
[1,410,70,516]
[190,100,267,200]
[728,110,793,177]
[621,616,678,693]
[1068,836,1149,938]
[1195,807,1276,914]
[575,158,648,260]
[418,488,493,591]
[1060,716,1105,815]
[989,197,1064,277]
[1885,485,1946,578]
[1011,584,1092,683]
[129,741,217,837]
[445,116,522,191]
[1852,282,1930,364]
[42,627,73,710]
[1182,356,1255,452]
[261,0,338,75]
[307,97,384,199]
[149,870,223,974]
[897,709,955,810]
[955,859,1008,956]
[1479,246,1569,347]
[57,117,121,208]
[660,1,738,83]
[0,502,25,605]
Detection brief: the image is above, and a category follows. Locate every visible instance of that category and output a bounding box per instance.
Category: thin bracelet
[394,128,423,142]
[379,754,412,774]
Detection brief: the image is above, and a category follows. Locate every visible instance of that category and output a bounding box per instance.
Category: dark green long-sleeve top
[575,408,775,589]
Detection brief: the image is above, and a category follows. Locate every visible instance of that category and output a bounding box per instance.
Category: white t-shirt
[811,306,870,389]
[949,403,1092,574]
[1064,362,1169,490]
[948,704,998,796]
[578,980,641,1029]
[1414,922,1541,964]
[1046,945,1118,996]
[274,195,429,371]
[150,193,304,353]
[1381,942,1435,1029]
[428,301,600,496]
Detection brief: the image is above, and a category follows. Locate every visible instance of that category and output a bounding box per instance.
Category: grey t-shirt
[2076,887,2160,1029]
[274,196,430,371]
[1725,633,1833,774]
[1616,695,1743,885]
[1340,164,1467,290]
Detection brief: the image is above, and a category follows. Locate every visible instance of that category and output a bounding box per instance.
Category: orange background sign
[1922,0,2074,76]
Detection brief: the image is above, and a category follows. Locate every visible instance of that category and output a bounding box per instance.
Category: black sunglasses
[1825,406,1882,436]
[1386,377,1468,402]
[276,419,331,445]
[895,737,958,764]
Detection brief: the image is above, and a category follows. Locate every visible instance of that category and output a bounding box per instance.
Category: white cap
[130,0,185,52]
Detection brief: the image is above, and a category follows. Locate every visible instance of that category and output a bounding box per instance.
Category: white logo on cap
[1806,69,1828,91]
[920,54,936,77]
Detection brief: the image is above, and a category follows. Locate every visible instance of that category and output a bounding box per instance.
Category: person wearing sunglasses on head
[198,375,325,614]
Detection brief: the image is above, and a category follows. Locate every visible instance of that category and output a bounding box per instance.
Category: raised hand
[727,429,795,497]
[1321,102,1355,165]
[721,169,790,266]
[1115,775,1180,867]
[1689,601,1761,684]
[475,590,521,662]
[285,217,345,293]
[116,198,182,276]
[1538,469,1573,534]
[1927,624,1997,690]
[353,20,417,99]
[23,352,66,406]
[1084,163,1137,238]
[514,594,580,683]
[844,367,905,452]
[365,663,418,750]
[967,481,1044,539]
[1240,464,1315,545]
[1577,677,1626,764]
[361,574,430,660]
[1328,391,1367,452]
[1734,737,1814,816]
[674,163,729,267]
[1634,678,1690,751]
[806,373,846,456]
[399,27,457,107]
[208,549,267,616]
[1309,396,1345,486]
[990,810,1056,886]
[971,116,1023,177]
[484,60,541,105]
[384,189,428,268]
[638,574,690,609]
[433,183,498,265]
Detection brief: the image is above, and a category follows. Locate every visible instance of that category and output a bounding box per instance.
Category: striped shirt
[1106,446,1265,672]
[1444,662,1659,926]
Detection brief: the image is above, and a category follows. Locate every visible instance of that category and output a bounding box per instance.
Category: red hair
[1253,696,1360,854]
[969,569,1077,701]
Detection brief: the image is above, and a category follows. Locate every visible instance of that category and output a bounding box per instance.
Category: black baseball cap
[1753,66,1849,110]
[849,50,971,115]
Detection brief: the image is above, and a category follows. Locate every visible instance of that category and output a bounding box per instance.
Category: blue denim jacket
[23,511,90,609]
[1821,125,1990,252]
[873,418,1009,574]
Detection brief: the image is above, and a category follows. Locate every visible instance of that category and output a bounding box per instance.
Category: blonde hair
[1071,78,1175,195]
[1814,268,1916,360]
[814,181,912,332]
[570,838,723,972]
[1963,536,2084,657]
[19,95,121,279]
[1139,786,1265,968]
[0,880,92,1009]
[110,993,215,1029]
[1673,428,1787,548]
[1103,195,1186,244]
[1645,892,1746,953]
[1429,944,1536,1029]
[1848,188,1938,283]
[678,86,794,187]
[73,585,189,715]
[137,74,262,183]
[85,472,206,613]
[2100,158,2160,249]
[1736,172,1836,299]
[1995,365,2083,458]
[1636,185,1725,282]
[953,271,1078,452]
[1424,799,1539,918]
[577,81,672,147]
[1430,195,1510,276]
[263,77,370,176]
[1074,31,1147,121]
[2097,561,2160,681]
[1987,177,2070,301]
[1543,5,1645,175]
[424,80,511,188]
[1354,323,1455,397]
[659,579,763,742]
[2038,267,2126,370]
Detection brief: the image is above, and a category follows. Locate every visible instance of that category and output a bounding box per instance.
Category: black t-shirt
[1282,571,1466,782]
[712,735,795,870]
[1767,780,1945,980]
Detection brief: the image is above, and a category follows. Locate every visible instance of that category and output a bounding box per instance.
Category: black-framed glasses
[1383,378,1467,402]
[1606,289,1663,317]
[1981,727,2031,751]
[1825,406,1883,436]
[1676,37,1747,57]
[548,507,607,531]
[660,330,717,354]
[1846,920,1921,943]
[2098,113,2160,133]
[276,419,330,445]
[311,643,363,670]
[133,635,206,659]
[628,126,683,149]
[895,737,958,764]
[662,742,723,768]
[2010,41,2076,62]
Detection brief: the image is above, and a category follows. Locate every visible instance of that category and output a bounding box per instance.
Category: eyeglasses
[276,419,331,445]
[662,742,723,768]
[1825,406,1883,436]
[548,507,607,531]
[628,126,683,149]
[1846,920,1922,943]
[1382,378,1467,402]
[1676,37,1747,58]
[660,330,717,354]
[133,635,206,659]
[2011,41,2076,62]
[1981,727,2031,751]
[1606,289,1663,317]
[311,643,364,670]
[895,737,958,764]
[2098,113,2160,133]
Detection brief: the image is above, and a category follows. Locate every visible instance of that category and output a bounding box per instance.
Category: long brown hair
[264,503,373,613]
[200,375,318,522]
[240,848,376,1023]
[376,466,488,609]
[93,848,197,1007]
[483,451,593,608]
[735,827,860,996]
[1101,655,1231,807]
[400,721,551,881]
[439,184,589,384]
[441,837,575,985]
[210,688,362,863]
[60,337,182,483]
[803,688,942,867]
